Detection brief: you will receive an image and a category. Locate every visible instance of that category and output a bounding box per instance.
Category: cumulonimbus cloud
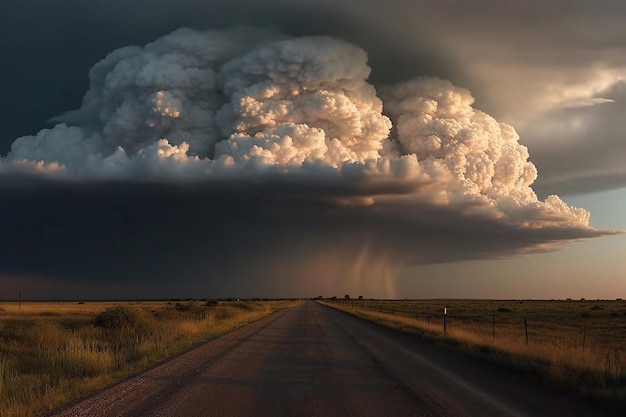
[0,27,615,298]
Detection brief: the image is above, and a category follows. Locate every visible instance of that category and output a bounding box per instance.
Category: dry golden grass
[320,299,626,408]
[0,299,297,417]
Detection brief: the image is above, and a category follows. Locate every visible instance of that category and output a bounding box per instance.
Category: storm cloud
[0,26,614,299]
[5,0,626,198]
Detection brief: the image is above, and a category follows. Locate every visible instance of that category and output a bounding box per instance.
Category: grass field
[320,298,626,409]
[0,299,297,417]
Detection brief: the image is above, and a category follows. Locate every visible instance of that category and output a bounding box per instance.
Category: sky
[0,0,625,300]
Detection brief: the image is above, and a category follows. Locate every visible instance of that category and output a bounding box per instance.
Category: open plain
[45,301,621,417]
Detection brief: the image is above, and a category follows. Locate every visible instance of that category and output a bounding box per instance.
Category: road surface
[50,301,619,417]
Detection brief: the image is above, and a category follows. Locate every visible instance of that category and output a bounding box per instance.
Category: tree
[344,294,350,300]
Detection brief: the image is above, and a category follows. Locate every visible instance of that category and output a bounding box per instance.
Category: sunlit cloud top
[0,28,593,225]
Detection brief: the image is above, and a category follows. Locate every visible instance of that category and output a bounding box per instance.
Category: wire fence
[322,298,626,355]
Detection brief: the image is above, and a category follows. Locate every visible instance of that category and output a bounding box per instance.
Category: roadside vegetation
[319,298,626,410]
[0,299,296,417]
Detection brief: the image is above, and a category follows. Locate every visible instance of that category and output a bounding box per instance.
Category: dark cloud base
[0,181,407,299]
[0,179,610,300]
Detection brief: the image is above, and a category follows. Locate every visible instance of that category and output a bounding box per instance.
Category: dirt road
[50,300,618,417]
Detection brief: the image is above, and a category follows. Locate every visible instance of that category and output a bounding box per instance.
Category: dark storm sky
[1,0,624,300]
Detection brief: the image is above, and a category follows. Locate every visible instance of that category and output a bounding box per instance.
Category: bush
[497,307,512,313]
[205,300,218,307]
[175,301,195,311]
[94,306,138,330]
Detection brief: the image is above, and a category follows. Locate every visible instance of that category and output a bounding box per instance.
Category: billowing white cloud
[0,27,612,276]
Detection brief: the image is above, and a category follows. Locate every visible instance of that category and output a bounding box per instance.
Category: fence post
[524,317,529,345]
[443,307,447,336]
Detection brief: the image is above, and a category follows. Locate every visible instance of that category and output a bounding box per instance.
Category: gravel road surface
[50,300,619,417]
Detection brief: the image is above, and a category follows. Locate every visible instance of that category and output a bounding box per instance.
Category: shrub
[94,306,137,330]
[175,301,195,311]
[205,300,218,307]
[497,307,512,313]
